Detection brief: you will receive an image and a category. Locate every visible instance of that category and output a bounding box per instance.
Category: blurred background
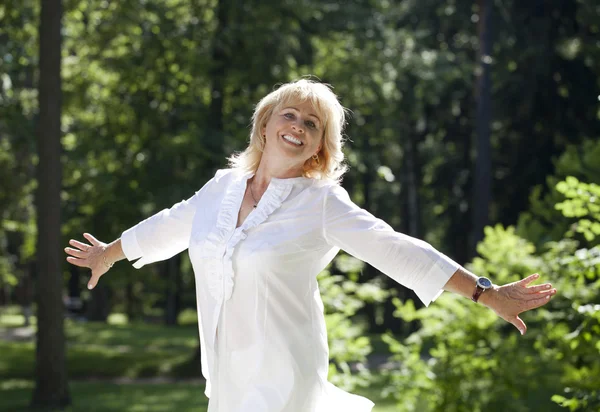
[1,0,599,411]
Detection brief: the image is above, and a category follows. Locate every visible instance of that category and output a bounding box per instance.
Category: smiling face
[261,99,324,173]
[230,79,348,181]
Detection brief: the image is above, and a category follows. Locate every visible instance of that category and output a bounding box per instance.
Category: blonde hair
[228,79,349,182]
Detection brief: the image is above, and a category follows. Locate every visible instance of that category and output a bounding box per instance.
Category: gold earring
[312,153,320,165]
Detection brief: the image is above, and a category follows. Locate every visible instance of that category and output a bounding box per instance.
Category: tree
[32,0,70,407]
[471,0,493,257]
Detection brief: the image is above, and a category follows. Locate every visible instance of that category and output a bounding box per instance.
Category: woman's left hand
[486,273,556,335]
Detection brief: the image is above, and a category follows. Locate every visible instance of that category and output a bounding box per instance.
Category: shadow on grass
[0,341,202,381]
[0,379,399,412]
[0,381,209,412]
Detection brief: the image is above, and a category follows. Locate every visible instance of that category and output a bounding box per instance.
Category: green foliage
[382,227,559,411]
[319,254,389,391]
[176,308,198,326]
[555,177,600,243]
[0,0,38,288]
[2,0,600,406]
[518,139,600,248]
[382,179,600,411]
[1,0,599,322]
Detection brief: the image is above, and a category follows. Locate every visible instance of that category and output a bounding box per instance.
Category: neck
[252,158,304,188]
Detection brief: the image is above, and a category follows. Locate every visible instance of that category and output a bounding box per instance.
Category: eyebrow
[283,107,321,124]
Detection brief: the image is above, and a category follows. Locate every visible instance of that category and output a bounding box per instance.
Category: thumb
[509,316,527,336]
[88,271,102,290]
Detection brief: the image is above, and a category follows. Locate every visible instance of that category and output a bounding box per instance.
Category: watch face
[477,277,492,289]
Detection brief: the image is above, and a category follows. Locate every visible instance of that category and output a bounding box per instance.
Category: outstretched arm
[321,184,557,333]
[443,267,556,335]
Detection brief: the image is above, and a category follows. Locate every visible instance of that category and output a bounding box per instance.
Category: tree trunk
[32,0,71,407]
[125,280,135,320]
[205,0,230,174]
[164,255,182,326]
[358,133,381,333]
[471,0,493,257]
[86,285,111,322]
[187,0,233,358]
[403,130,422,239]
[67,265,80,299]
[382,126,424,332]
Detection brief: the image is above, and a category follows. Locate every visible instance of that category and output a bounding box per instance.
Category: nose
[291,120,304,134]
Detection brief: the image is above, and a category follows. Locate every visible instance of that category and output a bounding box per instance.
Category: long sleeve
[322,184,460,306]
[121,175,218,269]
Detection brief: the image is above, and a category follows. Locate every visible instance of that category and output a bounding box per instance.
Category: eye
[306,120,317,129]
[283,112,295,119]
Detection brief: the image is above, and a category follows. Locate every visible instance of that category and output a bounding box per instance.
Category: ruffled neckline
[234,171,312,227]
[202,169,313,302]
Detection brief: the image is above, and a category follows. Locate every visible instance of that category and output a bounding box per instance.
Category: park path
[0,325,35,341]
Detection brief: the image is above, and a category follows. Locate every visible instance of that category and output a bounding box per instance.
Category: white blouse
[121,168,460,412]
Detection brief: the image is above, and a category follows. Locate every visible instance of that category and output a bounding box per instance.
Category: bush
[381,177,600,411]
[319,254,390,391]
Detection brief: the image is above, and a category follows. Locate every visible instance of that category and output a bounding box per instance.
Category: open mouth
[281,134,303,146]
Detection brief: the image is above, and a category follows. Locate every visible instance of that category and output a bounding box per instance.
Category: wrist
[102,239,125,268]
[478,284,500,309]
[101,245,115,269]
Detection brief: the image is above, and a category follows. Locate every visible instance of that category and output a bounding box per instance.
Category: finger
[64,247,87,258]
[509,316,527,335]
[525,283,553,294]
[66,256,89,268]
[519,273,540,286]
[83,233,100,247]
[528,288,557,299]
[523,292,555,311]
[88,272,102,290]
[69,239,90,251]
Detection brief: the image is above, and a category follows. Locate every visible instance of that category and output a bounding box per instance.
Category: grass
[0,309,400,411]
[0,380,209,412]
[0,326,201,380]
[0,309,202,380]
[0,379,399,412]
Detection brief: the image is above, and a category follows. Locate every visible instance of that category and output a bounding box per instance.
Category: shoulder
[302,179,351,206]
[192,168,238,198]
[214,168,238,182]
[208,168,248,187]
[315,180,349,198]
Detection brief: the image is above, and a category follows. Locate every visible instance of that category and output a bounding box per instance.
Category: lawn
[0,380,398,412]
[0,310,399,411]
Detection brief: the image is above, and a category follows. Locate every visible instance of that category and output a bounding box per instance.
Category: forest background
[0,0,599,411]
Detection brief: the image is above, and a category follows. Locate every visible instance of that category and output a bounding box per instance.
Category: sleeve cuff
[121,226,143,262]
[413,256,461,307]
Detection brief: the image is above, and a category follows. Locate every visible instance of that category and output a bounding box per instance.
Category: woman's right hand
[65,233,111,289]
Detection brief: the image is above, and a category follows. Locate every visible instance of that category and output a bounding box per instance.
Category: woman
[65,79,556,412]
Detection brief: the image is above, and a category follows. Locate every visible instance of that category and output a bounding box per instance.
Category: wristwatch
[471,277,493,303]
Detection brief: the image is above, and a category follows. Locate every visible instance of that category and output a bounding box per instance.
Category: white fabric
[121,168,461,412]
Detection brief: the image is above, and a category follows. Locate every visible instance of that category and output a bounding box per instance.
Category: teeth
[282,134,302,145]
